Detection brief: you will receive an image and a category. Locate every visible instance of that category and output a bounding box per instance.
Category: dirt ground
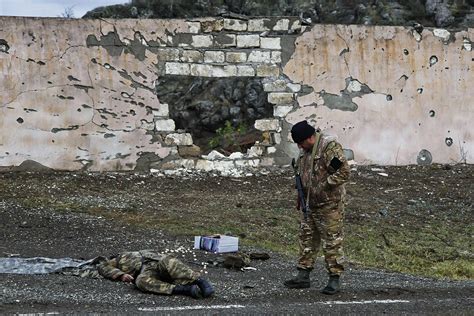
[0,164,473,314]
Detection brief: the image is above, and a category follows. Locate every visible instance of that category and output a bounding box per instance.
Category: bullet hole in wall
[17,117,24,124]
[417,149,432,166]
[403,49,409,55]
[386,94,392,101]
[417,88,423,94]
[429,55,438,66]
[445,137,453,146]
[429,110,435,117]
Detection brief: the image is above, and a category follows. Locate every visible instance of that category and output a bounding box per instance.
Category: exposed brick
[204,51,225,63]
[226,52,247,63]
[237,35,260,48]
[287,83,301,92]
[180,50,203,63]
[237,65,255,76]
[268,92,294,104]
[290,20,302,32]
[141,120,155,131]
[263,79,288,92]
[157,48,180,61]
[165,133,193,146]
[152,103,169,117]
[248,19,271,32]
[192,35,213,48]
[155,119,176,131]
[190,64,213,77]
[165,62,191,75]
[256,64,280,77]
[213,65,237,77]
[273,19,289,31]
[248,50,271,63]
[273,105,293,117]
[190,64,237,77]
[214,34,236,48]
[260,37,281,50]
[201,19,224,32]
[271,51,282,63]
[186,22,201,34]
[224,19,247,31]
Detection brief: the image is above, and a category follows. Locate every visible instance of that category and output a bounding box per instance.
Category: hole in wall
[429,110,435,117]
[429,55,438,66]
[16,117,24,124]
[155,76,272,154]
[417,149,432,165]
[386,94,392,101]
[445,137,453,146]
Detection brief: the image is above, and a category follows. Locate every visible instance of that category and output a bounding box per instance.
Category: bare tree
[59,6,75,18]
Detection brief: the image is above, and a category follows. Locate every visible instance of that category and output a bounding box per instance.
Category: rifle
[291,158,308,220]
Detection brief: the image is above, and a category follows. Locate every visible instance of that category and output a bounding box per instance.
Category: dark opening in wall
[155,76,272,154]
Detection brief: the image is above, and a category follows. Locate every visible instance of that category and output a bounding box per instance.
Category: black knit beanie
[291,120,315,143]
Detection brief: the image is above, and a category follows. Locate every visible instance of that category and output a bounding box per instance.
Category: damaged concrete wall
[0,17,472,172]
[284,25,473,165]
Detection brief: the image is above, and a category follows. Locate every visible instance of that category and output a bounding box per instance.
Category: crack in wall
[335,31,352,78]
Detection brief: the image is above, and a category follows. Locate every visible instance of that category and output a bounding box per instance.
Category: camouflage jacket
[298,132,350,205]
[97,250,166,281]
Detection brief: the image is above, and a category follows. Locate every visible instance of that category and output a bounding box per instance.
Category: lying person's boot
[195,278,215,298]
[321,275,340,295]
[283,269,310,288]
[172,284,202,299]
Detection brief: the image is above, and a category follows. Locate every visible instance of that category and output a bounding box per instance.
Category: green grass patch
[11,194,472,280]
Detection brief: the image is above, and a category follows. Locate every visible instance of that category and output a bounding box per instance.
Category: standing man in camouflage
[98,250,214,299]
[284,120,350,295]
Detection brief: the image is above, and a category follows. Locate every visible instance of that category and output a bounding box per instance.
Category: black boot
[321,275,340,295]
[283,269,311,288]
[195,278,215,298]
[171,284,202,299]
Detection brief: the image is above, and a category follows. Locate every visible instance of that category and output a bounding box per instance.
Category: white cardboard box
[194,235,239,253]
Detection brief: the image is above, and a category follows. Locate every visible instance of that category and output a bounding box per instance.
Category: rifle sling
[304,132,322,211]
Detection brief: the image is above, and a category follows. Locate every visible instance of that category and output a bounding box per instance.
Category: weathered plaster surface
[0,17,472,171]
[284,24,473,165]
[0,18,177,171]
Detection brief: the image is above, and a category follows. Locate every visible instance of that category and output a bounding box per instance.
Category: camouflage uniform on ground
[98,250,200,295]
[296,132,350,276]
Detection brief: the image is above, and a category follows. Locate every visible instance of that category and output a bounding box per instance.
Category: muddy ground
[0,164,473,314]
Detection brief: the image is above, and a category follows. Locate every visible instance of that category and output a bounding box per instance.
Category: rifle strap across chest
[304,132,322,209]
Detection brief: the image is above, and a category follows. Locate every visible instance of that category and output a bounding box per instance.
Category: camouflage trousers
[135,255,201,295]
[297,200,345,276]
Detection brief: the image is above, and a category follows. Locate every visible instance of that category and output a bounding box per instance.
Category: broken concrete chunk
[273,105,293,117]
[178,144,201,157]
[229,152,244,159]
[433,29,451,42]
[203,150,226,161]
[254,119,280,131]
